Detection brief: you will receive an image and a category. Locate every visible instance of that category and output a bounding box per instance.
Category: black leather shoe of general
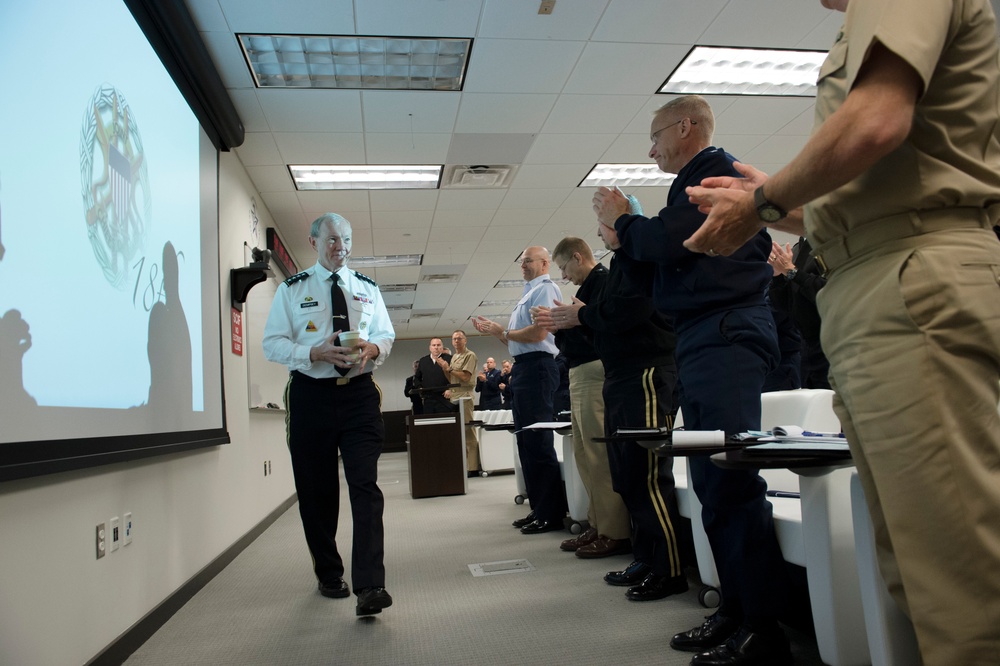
[356,587,393,616]
[519,519,563,535]
[625,572,689,601]
[318,578,350,599]
[512,511,537,528]
[603,560,651,587]
[690,625,793,666]
[670,612,741,652]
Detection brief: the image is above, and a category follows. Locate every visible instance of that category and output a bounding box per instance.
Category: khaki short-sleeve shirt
[449,349,478,399]
[805,0,1000,246]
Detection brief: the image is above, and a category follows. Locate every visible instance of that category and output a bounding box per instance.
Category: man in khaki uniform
[440,330,480,476]
[685,0,1000,662]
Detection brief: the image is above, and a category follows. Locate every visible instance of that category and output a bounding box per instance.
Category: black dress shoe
[625,572,689,601]
[670,612,741,652]
[318,578,350,599]
[604,560,651,587]
[690,625,792,666]
[512,511,536,528]
[519,519,563,534]
[356,587,393,616]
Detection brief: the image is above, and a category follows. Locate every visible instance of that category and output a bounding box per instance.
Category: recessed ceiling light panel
[580,164,675,188]
[660,46,827,97]
[290,165,442,190]
[239,34,472,90]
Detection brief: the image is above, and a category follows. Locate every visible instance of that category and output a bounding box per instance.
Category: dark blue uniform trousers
[604,364,685,578]
[511,353,567,523]
[285,371,386,592]
[675,305,791,625]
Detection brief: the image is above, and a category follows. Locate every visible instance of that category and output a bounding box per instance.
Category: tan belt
[812,207,996,277]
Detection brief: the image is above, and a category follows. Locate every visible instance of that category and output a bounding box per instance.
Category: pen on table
[766,490,801,499]
[801,431,846,438]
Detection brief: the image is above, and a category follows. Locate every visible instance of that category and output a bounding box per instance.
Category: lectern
[406,413,467,498]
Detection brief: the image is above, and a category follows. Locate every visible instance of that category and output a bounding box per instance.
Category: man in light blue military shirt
[263,212,395,617]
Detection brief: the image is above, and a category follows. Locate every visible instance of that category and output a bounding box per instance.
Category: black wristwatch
[785,268,798,280]
[754,185,787,223]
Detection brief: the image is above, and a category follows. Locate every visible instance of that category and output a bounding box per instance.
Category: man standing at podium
[262,212,395,618]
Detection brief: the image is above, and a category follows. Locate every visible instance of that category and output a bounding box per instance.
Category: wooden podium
[406,413,467,498]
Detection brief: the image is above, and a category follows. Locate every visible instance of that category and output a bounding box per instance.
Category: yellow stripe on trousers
[641,367,682,577]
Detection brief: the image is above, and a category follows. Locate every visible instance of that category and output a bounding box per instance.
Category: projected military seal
[80,84,151,290]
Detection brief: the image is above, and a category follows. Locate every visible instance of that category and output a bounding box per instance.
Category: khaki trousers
[457,396,480,472]
[818,227,1000,665]
[570,360,629,540]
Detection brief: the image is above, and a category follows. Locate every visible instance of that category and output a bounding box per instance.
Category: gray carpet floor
[125,452,824,665]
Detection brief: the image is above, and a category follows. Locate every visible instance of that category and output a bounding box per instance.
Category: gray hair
[310,213,352,238]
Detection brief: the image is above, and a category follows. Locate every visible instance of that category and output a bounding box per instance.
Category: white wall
[0,153,294,666]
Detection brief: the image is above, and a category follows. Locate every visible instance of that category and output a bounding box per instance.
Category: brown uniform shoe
[559,526,598,551]
[575,535,631,559]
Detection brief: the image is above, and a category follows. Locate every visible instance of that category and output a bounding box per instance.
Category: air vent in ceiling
[443,164,517,189]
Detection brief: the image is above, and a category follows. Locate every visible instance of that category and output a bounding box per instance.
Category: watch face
[759,205,783,223]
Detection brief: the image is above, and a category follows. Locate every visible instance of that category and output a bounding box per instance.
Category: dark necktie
[330,274,350,377]
[330,273,350,338]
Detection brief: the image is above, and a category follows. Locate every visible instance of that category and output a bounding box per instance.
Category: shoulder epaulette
[284,270,309,286]
[353,270,378,287]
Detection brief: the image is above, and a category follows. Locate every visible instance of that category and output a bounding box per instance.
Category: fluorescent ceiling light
[580,164,676,188]
[385,304,412,311]
[379,283,418,293]
[660,46,827,97]
[493,280,523,289]
[291,165,442,190]
[479,299,519,307]
[239,34,472,90]
[350,254,423,268]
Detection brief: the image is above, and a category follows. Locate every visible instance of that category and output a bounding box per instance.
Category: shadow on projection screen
[0,1,228,480]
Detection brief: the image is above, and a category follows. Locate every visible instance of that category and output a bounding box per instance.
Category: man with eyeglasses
[684,0,1000,662]
[536,237,632,559]
[594,96,800,665]
[263,212,395,618]
[473,246,568,534]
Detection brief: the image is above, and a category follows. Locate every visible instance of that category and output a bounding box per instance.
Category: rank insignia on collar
[305,320,317,332]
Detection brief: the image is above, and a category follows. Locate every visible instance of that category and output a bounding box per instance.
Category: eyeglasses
[650,118,696,143]
[519,258,540,266]
[555,255,577,272]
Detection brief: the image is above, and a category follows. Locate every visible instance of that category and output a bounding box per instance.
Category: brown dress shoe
[560,527,598,551]
[575,535,631,559]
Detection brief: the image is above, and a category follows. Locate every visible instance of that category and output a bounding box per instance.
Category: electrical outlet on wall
[124,512,133,545]
[110,516,120,552]
[96,523,106,559]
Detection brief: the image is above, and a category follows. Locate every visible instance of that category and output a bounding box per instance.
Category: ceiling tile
[245,165,294,192]
[564,43,691,95]
[234,132,283,166]
[216,0,355,33]
[463,39,585,94]
[355,0,483,36]
[257,89,362,132]
[525,133,616,165]
[361,91,461,133]
[364,133,451,164]
[593,0,728,43]
[479,0,608,40]
[454,95,557,134]
[273,132,366,164]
